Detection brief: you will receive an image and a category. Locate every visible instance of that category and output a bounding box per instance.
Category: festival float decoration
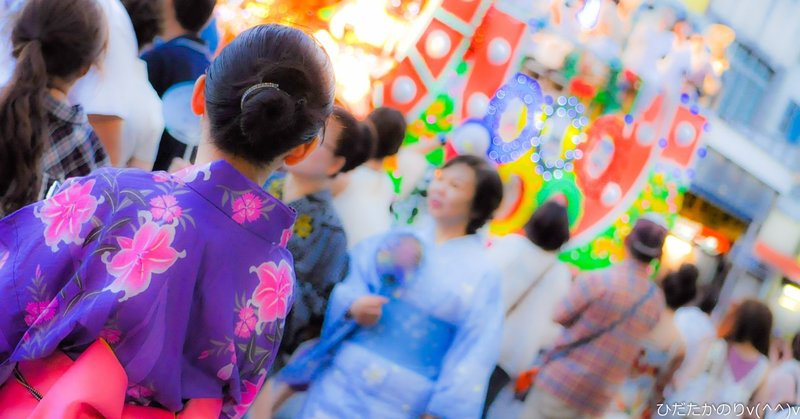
[215,0,730,270]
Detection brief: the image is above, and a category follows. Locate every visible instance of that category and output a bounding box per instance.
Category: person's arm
[425,271,504,418]
[88,114,124,167]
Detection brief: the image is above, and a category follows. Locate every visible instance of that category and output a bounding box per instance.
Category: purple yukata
[0,160,297,418]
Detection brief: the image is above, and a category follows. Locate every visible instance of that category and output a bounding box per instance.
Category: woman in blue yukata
[294,154,505,419]
[0,24,334,417]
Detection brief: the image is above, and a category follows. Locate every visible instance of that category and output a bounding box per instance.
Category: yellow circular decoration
[490,149,543,235]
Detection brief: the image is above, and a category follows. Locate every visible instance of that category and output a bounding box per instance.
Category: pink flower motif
[127,384,154,400]
[36,180,98,251]
[217,351,237,381]
[233,374,267,417]
[24,300,58,326]
[234,306,257,339]
[103,221,183,301]
[280,228,292,247]
[232,193,263,225]
[149,195,182,223]
[250,261,293,326]
[99,328,122,345]
[152,172,171,183]
[198,350,210,360]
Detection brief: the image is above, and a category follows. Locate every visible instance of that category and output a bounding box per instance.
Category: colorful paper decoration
[484,73,544,164]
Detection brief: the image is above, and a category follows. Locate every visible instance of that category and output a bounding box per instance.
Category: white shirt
[488,234,572,376]
[68,0,164,166]
[333,166,395,249]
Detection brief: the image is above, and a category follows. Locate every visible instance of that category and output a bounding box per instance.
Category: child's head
[525,200,570,251]
[122,0,164,49]
[661,263,698,310]
[427,155,503,235]
[367,107,407,160]
[0,0,106,215]
[194,24,334,169]
[287,106,373,179]
[168,0,215,34]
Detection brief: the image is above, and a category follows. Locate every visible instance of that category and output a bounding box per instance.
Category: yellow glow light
[664,234,693,261]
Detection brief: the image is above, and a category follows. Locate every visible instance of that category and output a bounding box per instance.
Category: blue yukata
[298,229,503,419]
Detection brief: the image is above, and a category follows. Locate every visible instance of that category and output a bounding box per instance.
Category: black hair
[791,334,800,362]
[121,0,163,49]
[662,263,699,310]
[525,201,570,251]
[331,107,373,174]
[0,0,106,215]
[173,0,215,34]
[725,299,773,357]
[367,107,407,159]
[204,24,334,167]
[697,284,720,314]
[442,155,503,235]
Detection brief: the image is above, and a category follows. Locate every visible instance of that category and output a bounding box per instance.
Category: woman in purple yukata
[0,24,334,417]
[291,155,506,419]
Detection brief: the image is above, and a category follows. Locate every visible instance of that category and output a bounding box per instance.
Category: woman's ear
[284,138,320,166]
[191,75,207,116]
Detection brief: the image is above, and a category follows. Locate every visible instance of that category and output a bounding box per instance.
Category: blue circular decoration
[532,95,588,181]
[697,147,707,158]
[658,138,668,148]
[483,73,544,164]
[624,114,634,125]
[680,93,690,104]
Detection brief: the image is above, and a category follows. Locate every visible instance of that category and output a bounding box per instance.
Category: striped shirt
[40,94,108,198]
[536,260,665,416]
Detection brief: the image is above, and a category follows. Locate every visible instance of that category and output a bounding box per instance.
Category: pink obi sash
[0,340,222,418]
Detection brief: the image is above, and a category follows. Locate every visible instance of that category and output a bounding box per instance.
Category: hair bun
[239,86,297,141]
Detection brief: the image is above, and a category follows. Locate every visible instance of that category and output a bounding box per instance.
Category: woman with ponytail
[0,0,109,216]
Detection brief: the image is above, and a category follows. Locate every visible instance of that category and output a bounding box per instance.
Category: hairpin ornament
[240,82,281,110]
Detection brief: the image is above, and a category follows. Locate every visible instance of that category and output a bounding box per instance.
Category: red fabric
[0,340,222,418]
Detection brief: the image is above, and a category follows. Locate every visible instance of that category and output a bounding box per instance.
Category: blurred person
[520,215,668,419]
[249,107,373,419]
[669,283,720,390]
[669,300,772,418]
[121,0,164,52]
[285,155,504,418]
[143,0,216,171]
[0,0,109,216]
[482,199,572,417]
[754,333,800,411]
[0,24,333,416]
[0,0,164,170]
[607,264,699,418]
[332,106,407,248]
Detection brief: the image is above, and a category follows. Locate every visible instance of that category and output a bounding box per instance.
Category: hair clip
[240,82,280,110]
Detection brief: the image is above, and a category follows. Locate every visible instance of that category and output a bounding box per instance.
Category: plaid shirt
[536,260,665,417]
[40,95,108,198]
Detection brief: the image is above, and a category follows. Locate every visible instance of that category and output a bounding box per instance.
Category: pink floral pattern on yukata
[24,300,58,326]
[150,195,183,223]
[280,228,293,247]
[217,342,237,381]
[233,374,267,417]
[250,260,293,326]
[234,306,257,339]
[36,179,99,251]
[99,328,122,345]
[104,221,183,301]
[232,193,262,224]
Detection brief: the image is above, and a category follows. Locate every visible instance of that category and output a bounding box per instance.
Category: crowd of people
[0,0,798,418]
